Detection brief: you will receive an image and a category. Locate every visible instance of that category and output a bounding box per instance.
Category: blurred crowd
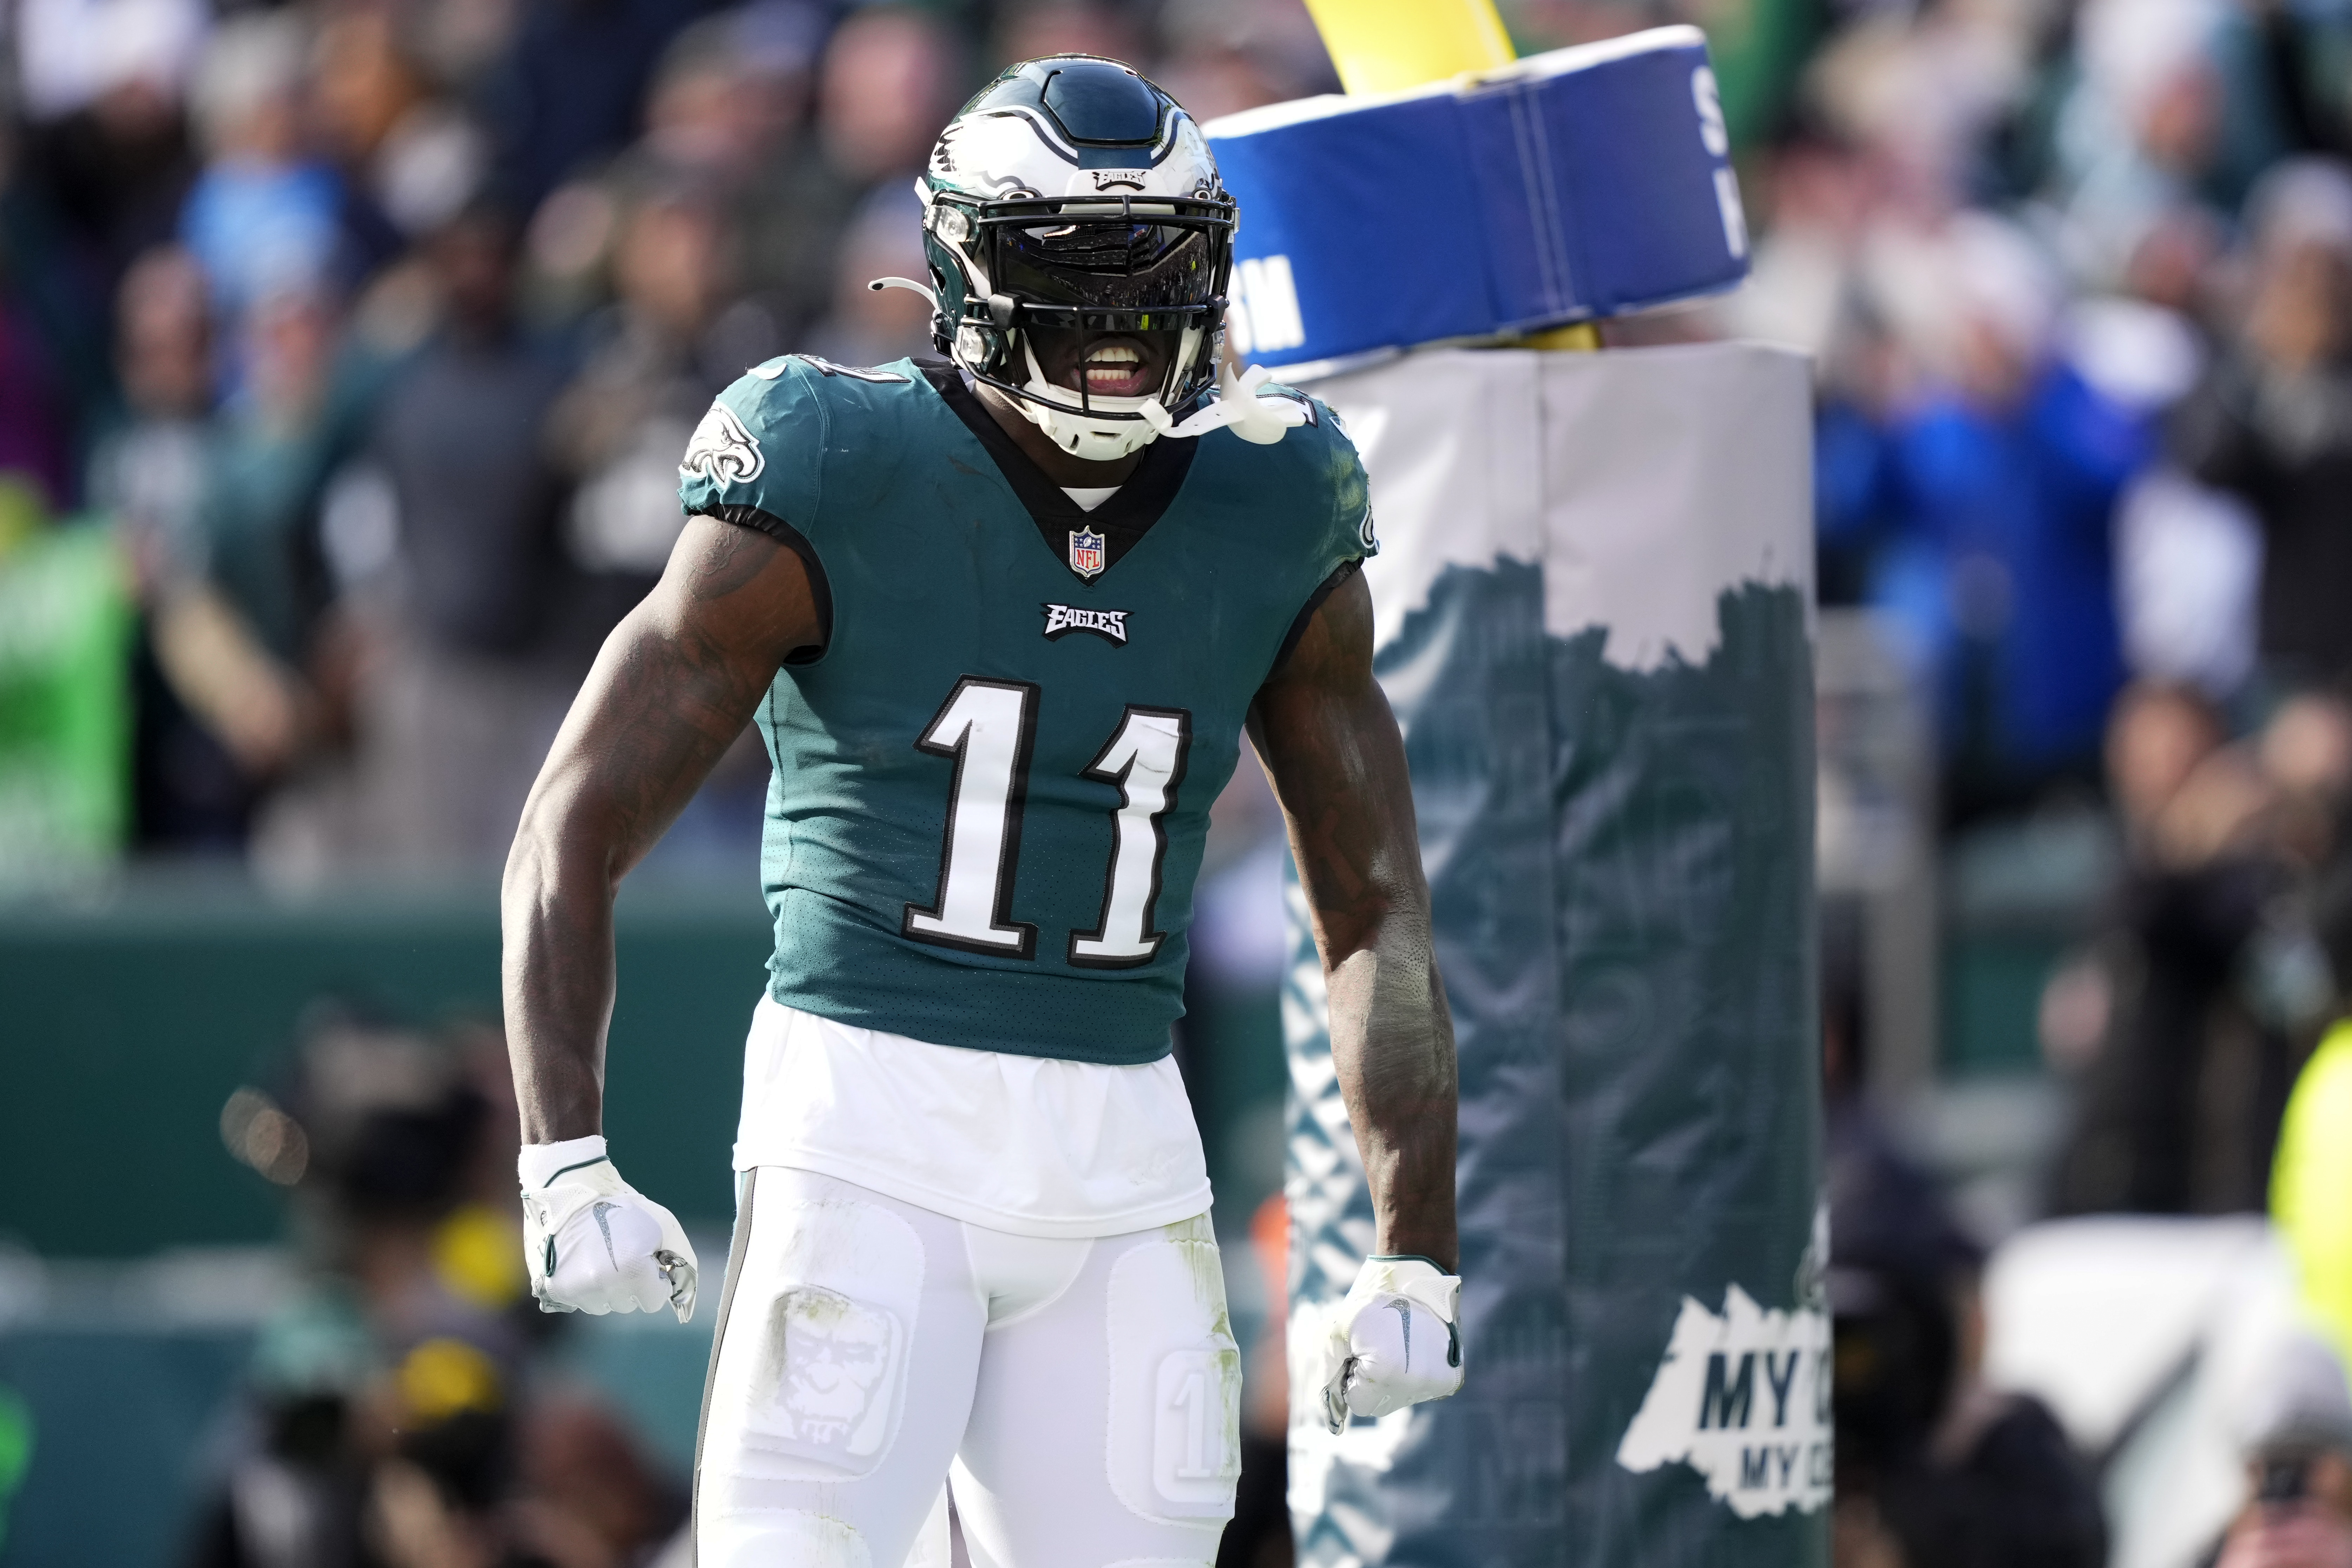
[1733,0,2352,819]
[200,1008,690,1568]
[1707,0,2352,1562]
[0,0,1341,884]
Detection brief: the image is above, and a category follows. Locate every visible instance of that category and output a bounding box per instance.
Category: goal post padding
[1282,342,1828,1567]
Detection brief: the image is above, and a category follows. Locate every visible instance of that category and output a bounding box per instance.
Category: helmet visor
[981,199,1229,315]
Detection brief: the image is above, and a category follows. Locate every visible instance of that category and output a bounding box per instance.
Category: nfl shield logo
[1068,528,1106,579]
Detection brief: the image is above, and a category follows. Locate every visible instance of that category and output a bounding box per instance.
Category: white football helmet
[915,55,1236,461]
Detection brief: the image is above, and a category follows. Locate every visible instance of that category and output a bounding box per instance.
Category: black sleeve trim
[698,503,833,664]
[1268,558,1362,682]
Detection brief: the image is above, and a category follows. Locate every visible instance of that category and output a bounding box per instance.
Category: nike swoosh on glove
[520,1156,698,1322]
[1141,362,1313,445]
[1308,1255,1464,1433]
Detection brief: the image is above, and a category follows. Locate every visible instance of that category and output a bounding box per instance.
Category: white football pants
[692,1167,1241,1568]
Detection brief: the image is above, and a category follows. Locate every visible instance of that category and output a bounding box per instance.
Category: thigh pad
[707,1192,927,1479]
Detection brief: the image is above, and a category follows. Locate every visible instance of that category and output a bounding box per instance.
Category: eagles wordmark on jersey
[678,350,1373,1066]
[1042,602,1129,643]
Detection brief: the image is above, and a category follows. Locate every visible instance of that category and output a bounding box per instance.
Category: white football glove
[517,1136,698,1323]
[1309,1255,1464,1433]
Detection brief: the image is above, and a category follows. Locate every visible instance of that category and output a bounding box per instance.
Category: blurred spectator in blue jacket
[1861,214,2153,820]
[179,16,349,329]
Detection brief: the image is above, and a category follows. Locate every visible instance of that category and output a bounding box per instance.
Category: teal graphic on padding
[1286,562,1824,1566]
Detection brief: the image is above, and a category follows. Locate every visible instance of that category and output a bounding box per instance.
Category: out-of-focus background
[5,0,2352,1564]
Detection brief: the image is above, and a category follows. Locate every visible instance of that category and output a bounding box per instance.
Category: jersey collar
[920,355,1197,584]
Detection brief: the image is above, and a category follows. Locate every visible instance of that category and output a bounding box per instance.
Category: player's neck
[972,380,1148,488]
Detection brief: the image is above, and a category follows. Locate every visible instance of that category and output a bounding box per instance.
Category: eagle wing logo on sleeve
[679,403,766,486]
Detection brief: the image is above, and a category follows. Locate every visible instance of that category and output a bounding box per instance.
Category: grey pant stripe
[689,1167,758,1565]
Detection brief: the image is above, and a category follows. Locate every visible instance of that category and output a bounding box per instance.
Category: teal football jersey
[677,354,1373,1065]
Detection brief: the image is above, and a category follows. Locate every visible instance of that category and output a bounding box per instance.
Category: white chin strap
[1141,361,1312,446]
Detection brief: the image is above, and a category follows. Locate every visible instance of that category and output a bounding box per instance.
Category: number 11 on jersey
[901,676,1191,967]
[902,678,1041,958]
[1070,707,1189,967]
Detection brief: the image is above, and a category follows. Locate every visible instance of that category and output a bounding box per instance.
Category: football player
[502,55,1461,1566]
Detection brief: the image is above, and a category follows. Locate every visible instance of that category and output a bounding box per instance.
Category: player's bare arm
[502,518,820,1144]
[1249,569,1459,1272]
